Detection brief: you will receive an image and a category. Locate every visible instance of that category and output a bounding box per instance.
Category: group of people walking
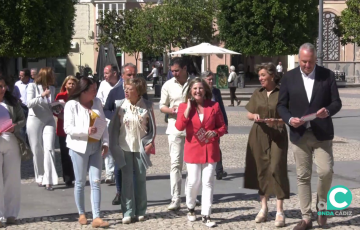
[0,42,342,230]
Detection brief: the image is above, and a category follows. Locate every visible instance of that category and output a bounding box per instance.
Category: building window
[322,12,340,61]
[96,3,125,38]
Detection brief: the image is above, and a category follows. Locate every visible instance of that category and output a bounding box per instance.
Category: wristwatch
[325,109,330,116]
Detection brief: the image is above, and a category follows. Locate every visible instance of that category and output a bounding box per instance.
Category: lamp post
[317,0,324,66]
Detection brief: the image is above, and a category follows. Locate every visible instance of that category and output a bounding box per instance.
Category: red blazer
[54,91,68,137]
[175,100,227,164]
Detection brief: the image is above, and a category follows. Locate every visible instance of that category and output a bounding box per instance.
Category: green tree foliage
[333,0,360,46]
[217,0,319,56]
[155,0,217,49]
[98,6,163,67]
[0,0,76,58]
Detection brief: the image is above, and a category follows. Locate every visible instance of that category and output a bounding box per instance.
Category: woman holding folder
[175,77,226,228]
[64,77,109,228]
[0,77,25,226]
[244,63,289,227]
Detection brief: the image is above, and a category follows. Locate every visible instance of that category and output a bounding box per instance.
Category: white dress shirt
[14,78,34,105]
[96,79,121,106]
[276,65,283,73]
[289,67,316,127]
[159,76,192,135]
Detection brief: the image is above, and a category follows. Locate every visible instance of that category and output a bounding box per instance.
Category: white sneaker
[167,199,181,210]
[187,208,196,222]
[105,175,114,184]
[202,216,216,228]
[138,216,145,222]
[122,217,131,224]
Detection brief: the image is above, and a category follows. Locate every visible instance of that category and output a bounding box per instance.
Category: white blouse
[118,98,150,152]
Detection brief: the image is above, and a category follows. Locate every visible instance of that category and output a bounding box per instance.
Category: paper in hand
[301,113,317,122]
[89,118,107,140]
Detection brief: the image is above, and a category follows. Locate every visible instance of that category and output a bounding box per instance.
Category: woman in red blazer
[54,75,78,187]
[175,77,226,228]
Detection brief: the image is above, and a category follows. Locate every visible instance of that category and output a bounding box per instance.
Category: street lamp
[317,0,324,66]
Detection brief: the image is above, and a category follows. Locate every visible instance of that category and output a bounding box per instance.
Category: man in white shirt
[97,64,121,184]
[14,69,33,142]
[276,62,283,78]
[147,64,158,89]
[160,57,193,210]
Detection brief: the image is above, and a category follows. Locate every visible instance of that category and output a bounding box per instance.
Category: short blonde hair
[60,75,79,93]
[124,77,147,96]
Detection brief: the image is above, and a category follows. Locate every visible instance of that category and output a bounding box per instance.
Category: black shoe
[45,186,54,191]
[216,171,228,180]
[112,193,121,205]
[65,182,74,187]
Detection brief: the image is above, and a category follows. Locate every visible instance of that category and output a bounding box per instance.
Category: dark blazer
[277,65,342,143]
[212,87,228,126]
[103,81,149,120]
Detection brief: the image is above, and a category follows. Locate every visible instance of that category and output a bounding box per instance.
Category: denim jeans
[69,141,102,219]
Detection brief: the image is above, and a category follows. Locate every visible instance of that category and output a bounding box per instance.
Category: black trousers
[229,87,238,105]
[152,77,158,88]
[59,136,75,183]
[215,149,224,175]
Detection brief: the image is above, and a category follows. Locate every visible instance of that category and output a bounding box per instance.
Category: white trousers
[186,163,216,216]
[27,116,58,185]
[168,135,185,201]
[0,133,21,219]
[104,120,114,177]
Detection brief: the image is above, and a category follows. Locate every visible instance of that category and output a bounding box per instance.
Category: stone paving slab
[5,189,360,229]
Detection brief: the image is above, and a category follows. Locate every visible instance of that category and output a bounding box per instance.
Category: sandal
[255,208,268,223]
[275,212,285,227]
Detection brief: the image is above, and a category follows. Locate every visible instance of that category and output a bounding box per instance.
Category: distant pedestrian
[64,77,110,228]
[54,76,78,187]
[0,76,26,227]
[244,63,289,228]
[147,64,158,89]
[27,67,58,191]
[227,66,241,107]
[276,62,283,79]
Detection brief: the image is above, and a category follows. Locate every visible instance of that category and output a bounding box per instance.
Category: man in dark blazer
[104,63,148,206]
[277,43,342,230]
[203,71,228,180]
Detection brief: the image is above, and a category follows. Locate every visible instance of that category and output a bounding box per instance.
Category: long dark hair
[68,77,96,101]
[0,76,18,106]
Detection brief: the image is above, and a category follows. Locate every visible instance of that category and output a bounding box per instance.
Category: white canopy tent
[169,43,241,72]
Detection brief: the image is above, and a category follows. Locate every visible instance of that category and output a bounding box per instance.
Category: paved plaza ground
[4,87,360,229]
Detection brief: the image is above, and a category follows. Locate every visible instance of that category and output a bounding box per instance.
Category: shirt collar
[300,65,316,79]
